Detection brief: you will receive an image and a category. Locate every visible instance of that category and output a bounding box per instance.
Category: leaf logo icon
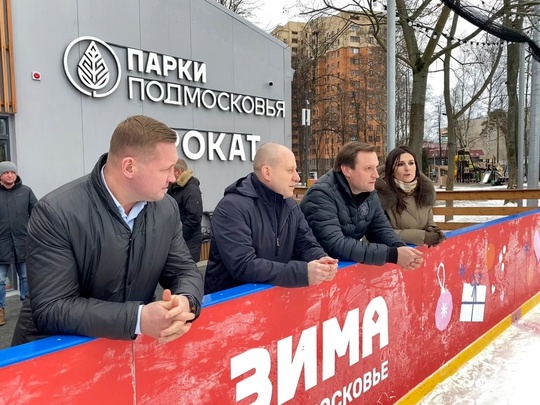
[64,36,121,98]
[77,41,110,90]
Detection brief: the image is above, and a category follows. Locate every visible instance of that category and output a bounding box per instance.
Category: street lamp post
[438,102,447,166]
[302,98,311,186]
[438,108,442,167]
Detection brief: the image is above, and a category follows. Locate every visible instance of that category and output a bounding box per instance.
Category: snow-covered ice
[418,303,540,405]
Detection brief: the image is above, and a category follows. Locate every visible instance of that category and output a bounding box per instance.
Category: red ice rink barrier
[1,210,540,404]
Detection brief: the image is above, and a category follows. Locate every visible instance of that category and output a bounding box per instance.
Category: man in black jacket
[168,159,203,262]
[204,143,338,294]
[12,116,203,346]
[0,161,37,327]
[300,142,423,270]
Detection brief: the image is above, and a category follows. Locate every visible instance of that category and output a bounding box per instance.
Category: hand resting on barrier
[397,246,424,271]
[307,256,339,285]
[140,289,195,344]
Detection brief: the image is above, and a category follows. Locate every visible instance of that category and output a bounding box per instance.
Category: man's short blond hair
[109,115,177,161]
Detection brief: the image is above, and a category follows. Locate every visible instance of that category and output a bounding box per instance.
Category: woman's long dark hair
[383,145,425,214]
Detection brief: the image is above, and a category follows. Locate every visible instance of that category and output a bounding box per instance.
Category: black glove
[424,230,446,247]
[426,225,442,233]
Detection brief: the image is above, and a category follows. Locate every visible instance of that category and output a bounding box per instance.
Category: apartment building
[272,12,387,177]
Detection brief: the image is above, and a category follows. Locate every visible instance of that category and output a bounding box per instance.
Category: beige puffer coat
[375,171,437,246]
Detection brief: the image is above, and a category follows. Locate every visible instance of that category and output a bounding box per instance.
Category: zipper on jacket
[275,237,280,257]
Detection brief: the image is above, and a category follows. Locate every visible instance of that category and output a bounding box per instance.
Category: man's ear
[341,165,350,178]
[260,165,272,182]
[121,157,135,178]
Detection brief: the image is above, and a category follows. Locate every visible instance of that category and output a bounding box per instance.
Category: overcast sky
[250,0,304,31]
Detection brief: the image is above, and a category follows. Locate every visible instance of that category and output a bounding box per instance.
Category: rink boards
[1,209,540,404]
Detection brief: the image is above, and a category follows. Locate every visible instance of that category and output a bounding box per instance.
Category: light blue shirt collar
[101,166,147,231]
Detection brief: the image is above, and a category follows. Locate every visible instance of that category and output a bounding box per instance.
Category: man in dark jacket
[168,159,203,262]
[300,141,423,270]
[12,115,203,346]
[204,143,338,294]
[0,161,37,326]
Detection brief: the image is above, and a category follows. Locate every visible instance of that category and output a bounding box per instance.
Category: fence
[433,189,539,230]
[293,187,539,231]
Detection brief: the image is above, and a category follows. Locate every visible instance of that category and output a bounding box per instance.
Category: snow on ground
[418,302,540,405]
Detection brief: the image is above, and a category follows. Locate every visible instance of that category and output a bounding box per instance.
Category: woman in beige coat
[375,145,446,247]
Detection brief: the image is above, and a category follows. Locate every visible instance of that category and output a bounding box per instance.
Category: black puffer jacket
[204,173,327,294]
[12,154,203,345]
[300,170,405,265]
[168,170,203,262]
[0,177,37,264]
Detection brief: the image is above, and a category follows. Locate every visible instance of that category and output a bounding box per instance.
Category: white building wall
[9,0,292,210]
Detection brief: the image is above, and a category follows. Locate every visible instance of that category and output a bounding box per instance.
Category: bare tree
[443,14,504,191]
[503,0,527,189]
[305,1,491,166]
[215,0,261,19]
[395,57,413,145]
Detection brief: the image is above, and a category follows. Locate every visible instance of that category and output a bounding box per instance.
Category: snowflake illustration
[439,302,449,318]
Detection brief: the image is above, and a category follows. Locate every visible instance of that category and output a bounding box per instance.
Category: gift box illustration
[459,273,486,322]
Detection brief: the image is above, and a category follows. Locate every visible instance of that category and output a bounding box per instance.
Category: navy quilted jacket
[204,173,327,294]
[300,170,405,265]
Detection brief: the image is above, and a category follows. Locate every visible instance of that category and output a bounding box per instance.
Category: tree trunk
[409,69,429,167]
[505,22,521,191]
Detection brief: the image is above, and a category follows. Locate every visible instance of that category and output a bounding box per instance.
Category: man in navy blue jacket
[204,143,338,294]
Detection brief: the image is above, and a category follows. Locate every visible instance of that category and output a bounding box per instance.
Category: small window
[350,36,360,42]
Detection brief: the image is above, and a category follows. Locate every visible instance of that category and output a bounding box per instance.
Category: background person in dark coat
[11,115,203,346]
[300,141,423,270]
[168,159,203,262]
[0,161,37,327]
[204,143,338,295]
